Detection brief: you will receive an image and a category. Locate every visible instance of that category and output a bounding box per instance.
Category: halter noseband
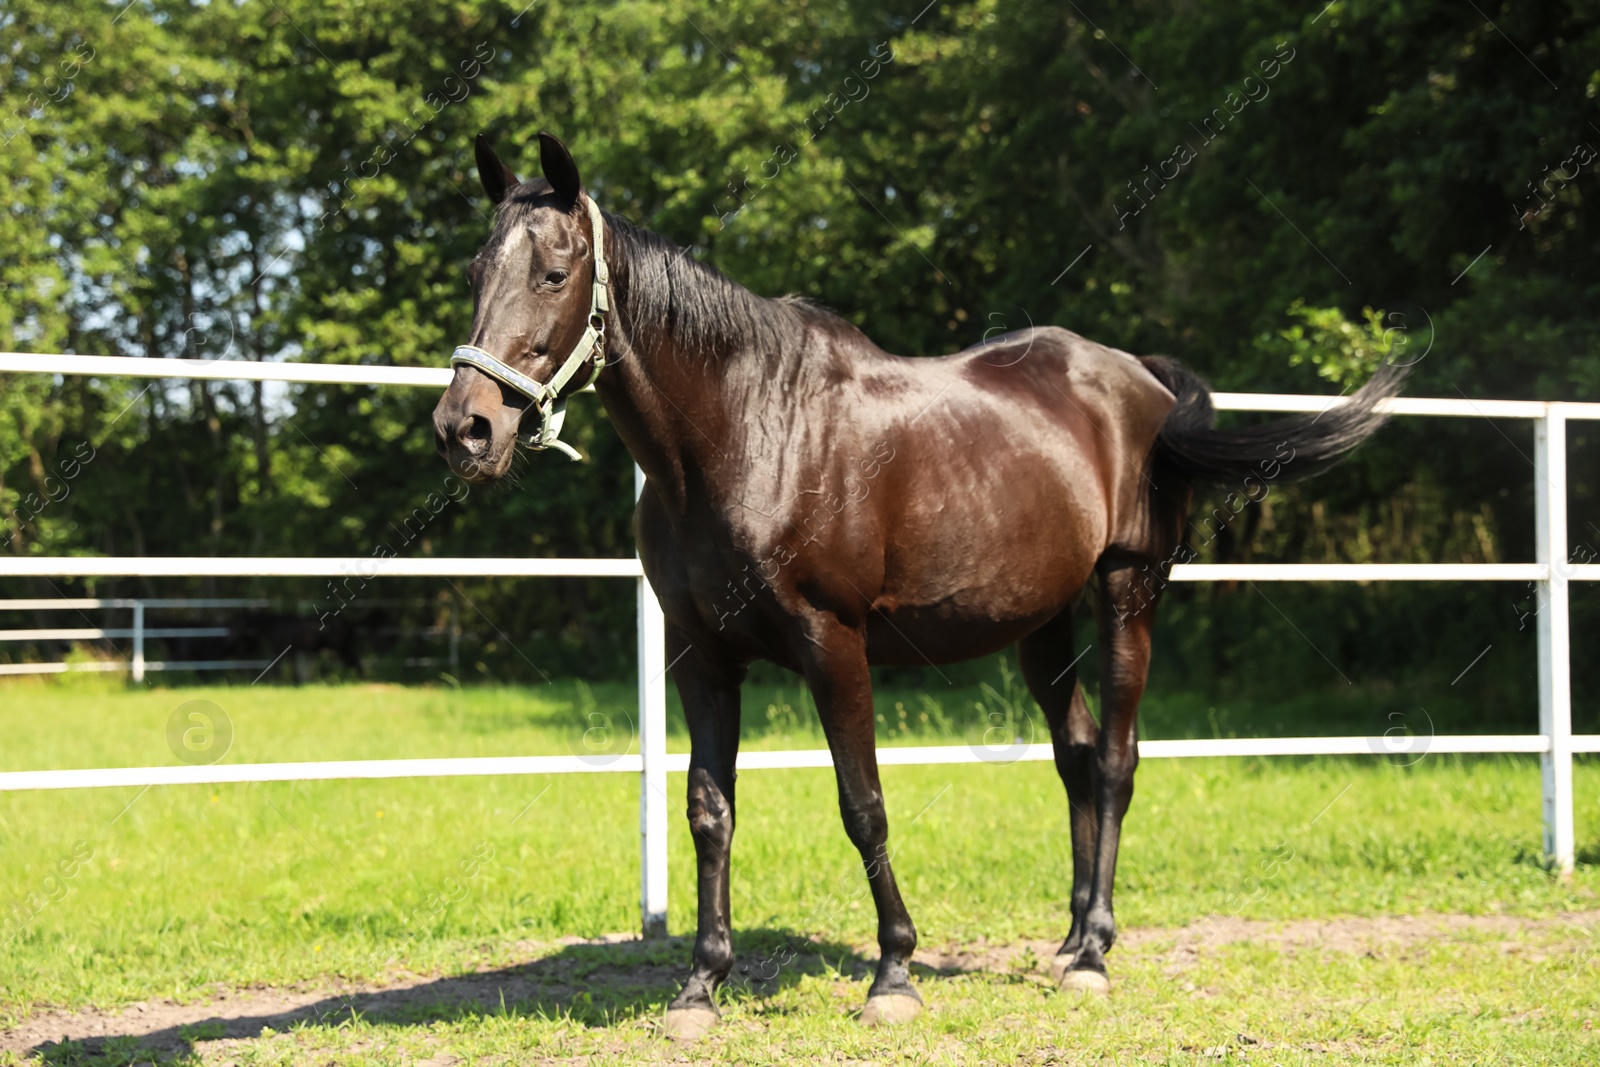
[450,195,611,462]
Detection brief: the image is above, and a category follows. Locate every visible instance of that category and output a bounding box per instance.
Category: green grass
[39,929,1599,1066]
[3,678,1600,1063]
[26,926,1600,1066]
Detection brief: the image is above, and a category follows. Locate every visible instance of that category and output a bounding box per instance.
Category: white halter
[450,196,610,461]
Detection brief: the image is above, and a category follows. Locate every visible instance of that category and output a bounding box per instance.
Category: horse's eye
[545,269,569,286]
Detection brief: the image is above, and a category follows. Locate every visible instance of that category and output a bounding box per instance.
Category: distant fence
[0,596,463,678]
[0,350,1595,939]
[0,598,266,678]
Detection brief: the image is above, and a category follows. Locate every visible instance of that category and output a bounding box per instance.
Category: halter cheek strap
[450,196,611,462]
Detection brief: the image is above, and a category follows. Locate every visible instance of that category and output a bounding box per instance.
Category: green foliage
[1261,300,1395,388]
[1,0,1597,690]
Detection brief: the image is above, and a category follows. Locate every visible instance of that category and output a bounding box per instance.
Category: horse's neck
[595,292,741,508]
[595,230,838,507]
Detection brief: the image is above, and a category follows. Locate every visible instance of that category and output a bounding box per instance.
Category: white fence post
[1536,406,1575,874]
[636,465,670,937]
[131,600,146,683]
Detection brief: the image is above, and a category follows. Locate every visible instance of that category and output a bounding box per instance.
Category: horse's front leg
[801,618,922,1026]
[662,628,745,1041]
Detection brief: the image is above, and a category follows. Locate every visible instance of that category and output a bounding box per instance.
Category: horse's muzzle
[432,373,519,483]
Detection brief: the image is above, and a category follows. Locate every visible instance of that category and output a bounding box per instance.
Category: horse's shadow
[32,929,960,1065]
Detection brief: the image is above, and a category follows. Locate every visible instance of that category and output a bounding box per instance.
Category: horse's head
[433,132,607,482]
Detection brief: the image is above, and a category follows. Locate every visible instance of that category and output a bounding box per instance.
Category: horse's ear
[474,133,519,205]
[538,131,582,208]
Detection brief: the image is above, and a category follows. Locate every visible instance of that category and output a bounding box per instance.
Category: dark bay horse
[432,133,1405,1037]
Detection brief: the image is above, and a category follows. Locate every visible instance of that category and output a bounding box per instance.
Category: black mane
[491,179,857,362]
[604,211,853,359]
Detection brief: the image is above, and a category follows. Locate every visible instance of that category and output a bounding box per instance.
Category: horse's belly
[857,460,1107,668]
[863,513,1102,665]
[863,602,1072,665]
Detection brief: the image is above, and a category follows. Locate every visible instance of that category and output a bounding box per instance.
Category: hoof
[1050,954,1072,983]
[661,1006,719,1041]
[1059,968,1111,996]
[861,992,923,1026]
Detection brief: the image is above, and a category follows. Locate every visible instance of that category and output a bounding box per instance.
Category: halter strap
[450,195,610,461]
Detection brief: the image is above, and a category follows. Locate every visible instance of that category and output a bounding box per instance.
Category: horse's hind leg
[663,628,745,1040]
[1016,608,1100,978]
[1058,560,1157,993]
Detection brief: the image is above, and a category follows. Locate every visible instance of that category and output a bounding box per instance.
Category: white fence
[0,596,464,679]
[0,352,1595,938]
[0,598,268,678]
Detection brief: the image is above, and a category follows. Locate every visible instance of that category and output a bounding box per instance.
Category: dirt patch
[6,911,1599,1061]
[914,908,1600,975]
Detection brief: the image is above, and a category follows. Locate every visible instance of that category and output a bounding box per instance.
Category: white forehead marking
[496,222,529,268]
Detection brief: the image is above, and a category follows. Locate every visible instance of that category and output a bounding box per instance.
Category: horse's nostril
[456,414,492,456]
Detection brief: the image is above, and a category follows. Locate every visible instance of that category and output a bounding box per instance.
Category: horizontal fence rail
[0,352,1593,933]
[0,598,269,609]
[0,627,230,641]
[0,659,272,677]
[1171,563,1551,581]
[0,594,276,679]
[0,560,1568,582]
[0,351,454,388]
[0,557,645,577]
[1212,392,1600,420]
[8,351,1600,418]
[0,735,1572,793]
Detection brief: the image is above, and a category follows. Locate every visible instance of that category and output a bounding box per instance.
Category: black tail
[1141,355,1409,488]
